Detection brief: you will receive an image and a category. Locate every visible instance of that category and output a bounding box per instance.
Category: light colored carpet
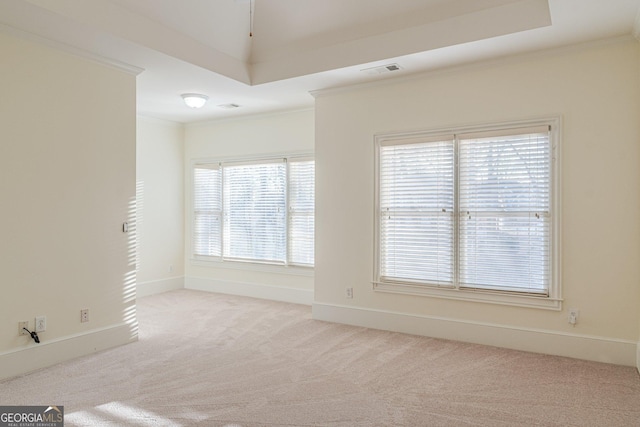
[1,289,639,426]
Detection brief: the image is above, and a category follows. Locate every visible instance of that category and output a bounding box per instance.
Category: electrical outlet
[35,316,46,332]
[18,321,29,336]
[80,309,89,323]
[568,308,579,326]
[346,287,353,299]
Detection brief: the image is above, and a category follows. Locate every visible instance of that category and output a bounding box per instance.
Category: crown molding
[137,115,185,128]
[185,106,314,128]
[311,35,636,99]
[0,23,144,76]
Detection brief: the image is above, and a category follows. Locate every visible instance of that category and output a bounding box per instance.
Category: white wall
[313,38,640,366]
[184,109,315,304]
[0,32,137,379]
[136,117,185,297]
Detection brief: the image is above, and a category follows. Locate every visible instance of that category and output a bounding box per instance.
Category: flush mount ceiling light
[181,93,209,109]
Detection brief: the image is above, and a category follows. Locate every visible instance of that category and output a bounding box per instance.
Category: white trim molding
[0,23,144,76]
[137,276,185,298]
[310,36,635,100]
[373,281,563,310]
[190,258,314,277]
[312,303,637,367]
[0,322,137,381]
[185,276,313,306]
[637,342,640,374]
[186,107,314,127]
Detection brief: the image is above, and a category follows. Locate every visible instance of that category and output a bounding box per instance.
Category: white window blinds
[288,159,315,266]
[458,128,550,293]
[377,125,553,296]
[193,156,314,267]
[193,164,222,257]
[223,161,287,264]
[379,139,454,285]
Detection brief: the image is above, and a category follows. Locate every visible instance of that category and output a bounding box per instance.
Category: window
[375,119,560,309]
[288,160,315,265]
[193,156,314,267]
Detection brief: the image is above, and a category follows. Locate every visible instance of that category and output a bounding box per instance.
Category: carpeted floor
[1,289,639,426]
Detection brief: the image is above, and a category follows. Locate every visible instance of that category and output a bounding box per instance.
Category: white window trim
[373,117,562,310]
[190,151,315,273]
[190,257,314,277]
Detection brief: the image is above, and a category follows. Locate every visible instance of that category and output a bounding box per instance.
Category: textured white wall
[314,38,640,364]
[184,110,315,303]
[136,117,185,296]
[0,32,137,377]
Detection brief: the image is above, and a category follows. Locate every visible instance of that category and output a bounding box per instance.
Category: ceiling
[1,0,640,123]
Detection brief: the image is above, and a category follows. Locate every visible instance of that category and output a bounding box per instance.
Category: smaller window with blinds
[192,155,315,268]
[374,119,560,309]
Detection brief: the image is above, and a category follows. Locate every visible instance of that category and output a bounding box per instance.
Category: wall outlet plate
[35,316,46,332]
[19,321,29,336]
[568,308,579,325]
[80,309,89,323]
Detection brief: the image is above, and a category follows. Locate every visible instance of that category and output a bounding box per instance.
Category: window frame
[190,152,314,271]
[287,157,316,267]
[373,118,561,310]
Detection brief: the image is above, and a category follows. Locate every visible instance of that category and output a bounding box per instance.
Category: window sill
[190,257,314,277]
[373,281,562,310]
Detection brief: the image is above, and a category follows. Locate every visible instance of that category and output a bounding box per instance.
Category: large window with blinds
[374,119,560,309]
[193,156,314,267]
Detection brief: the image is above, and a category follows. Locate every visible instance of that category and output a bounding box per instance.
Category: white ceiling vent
[217,103,241,109]
[361,63,403,75]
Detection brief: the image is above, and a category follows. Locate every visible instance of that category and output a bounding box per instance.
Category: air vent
[361,63,403,75]
[217,103,241,109]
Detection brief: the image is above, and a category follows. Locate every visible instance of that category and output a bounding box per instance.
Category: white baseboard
[185,276,313,306]
[0,322,137,381]
[313,302,638,367]
[137,276,185,298]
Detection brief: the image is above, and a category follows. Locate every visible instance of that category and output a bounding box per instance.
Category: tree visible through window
[223,161,286,263]
[193,156,314,267]
[376,122,558,303]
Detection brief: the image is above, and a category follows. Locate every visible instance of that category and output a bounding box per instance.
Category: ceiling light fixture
[181,93,209,109]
